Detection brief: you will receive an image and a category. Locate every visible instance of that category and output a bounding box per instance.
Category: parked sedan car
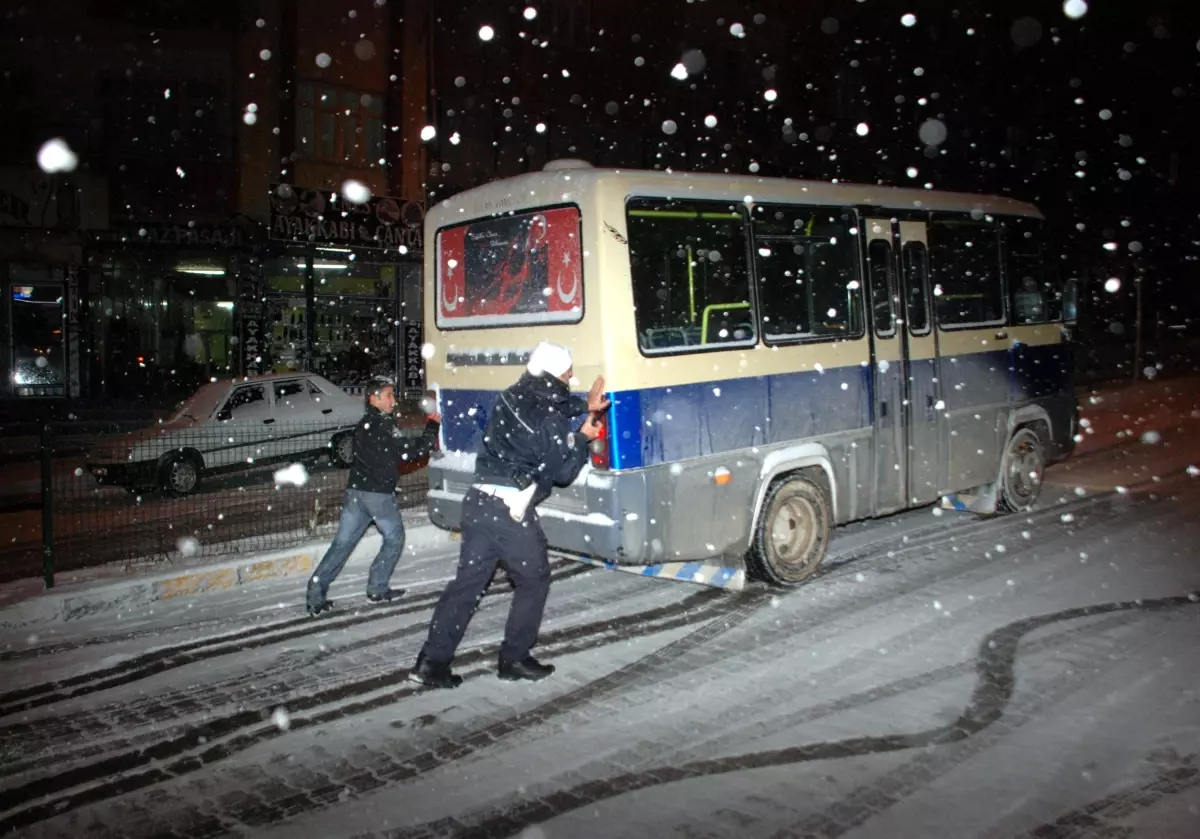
[87,373,365,496]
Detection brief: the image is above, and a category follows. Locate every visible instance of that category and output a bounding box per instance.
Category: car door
[272,378,322,459]
[214,382,274,468]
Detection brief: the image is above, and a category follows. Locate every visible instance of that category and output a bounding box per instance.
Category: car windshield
[167,381,229,422]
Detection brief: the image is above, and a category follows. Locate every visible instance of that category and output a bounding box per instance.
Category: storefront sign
[402,321,424,391]
[124,223,246,247]
[236,257,266,377]
[269,184,423,252]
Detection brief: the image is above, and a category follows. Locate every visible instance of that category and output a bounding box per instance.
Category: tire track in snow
[0,585,738,832]
[381,593,1200,839]
[24,481,1172,837]
[0,562,590,717]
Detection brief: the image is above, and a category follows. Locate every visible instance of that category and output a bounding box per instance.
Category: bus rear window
[436,205,583,329]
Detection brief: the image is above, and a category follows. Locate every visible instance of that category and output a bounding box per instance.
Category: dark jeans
[421,489,551,664]
[308,489,406,604]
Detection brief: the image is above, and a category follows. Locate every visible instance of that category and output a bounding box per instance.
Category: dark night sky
[424,0,1199,327]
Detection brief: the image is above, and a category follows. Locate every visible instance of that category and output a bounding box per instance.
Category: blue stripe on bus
[437,345,1070,467]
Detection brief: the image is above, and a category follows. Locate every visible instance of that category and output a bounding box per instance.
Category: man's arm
[397,417,441,462]
[533,415,589,491]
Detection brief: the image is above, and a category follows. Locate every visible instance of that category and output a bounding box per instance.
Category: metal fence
[0,419,431,586]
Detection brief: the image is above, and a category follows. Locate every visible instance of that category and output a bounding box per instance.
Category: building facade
[1,0,432,407]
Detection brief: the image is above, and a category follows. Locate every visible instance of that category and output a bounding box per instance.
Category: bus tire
[749,474,831,586]
[997,427,1045,513]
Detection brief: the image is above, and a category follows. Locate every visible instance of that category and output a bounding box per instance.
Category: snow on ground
[1,385,1198,838]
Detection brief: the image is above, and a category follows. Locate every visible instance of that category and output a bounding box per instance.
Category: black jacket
[347,405,439,494]
[474,372,590,506]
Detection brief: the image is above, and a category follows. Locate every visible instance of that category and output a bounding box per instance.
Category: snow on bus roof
[425,166,1042,229]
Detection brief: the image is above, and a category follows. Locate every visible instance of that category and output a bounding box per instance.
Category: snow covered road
[1,426,1199,838]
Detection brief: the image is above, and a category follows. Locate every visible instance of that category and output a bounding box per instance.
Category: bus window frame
[625,196,760,358]
[433,202,586,332]
[748,204,867,348]
[928,213,1008,332]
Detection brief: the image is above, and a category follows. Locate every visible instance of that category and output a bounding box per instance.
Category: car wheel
[160,454,201,497]
[332,433,354,468]
[997,427,1045,513]
[748,474,831,586]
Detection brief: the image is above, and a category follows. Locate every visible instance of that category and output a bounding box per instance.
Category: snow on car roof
[167,373,348,421]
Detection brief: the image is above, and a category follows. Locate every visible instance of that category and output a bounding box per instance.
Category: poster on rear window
[436,206,582,328]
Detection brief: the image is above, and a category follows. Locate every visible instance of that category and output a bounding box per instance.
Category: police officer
[306,377,441,616]
[410,342,608,688]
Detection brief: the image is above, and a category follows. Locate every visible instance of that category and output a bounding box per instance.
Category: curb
[0,521,454,632]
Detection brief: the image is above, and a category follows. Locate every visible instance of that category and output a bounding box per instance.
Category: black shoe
[498,656,555,682]
[307,598,333,617]
[367,587,406,603]
[408,652,462,689]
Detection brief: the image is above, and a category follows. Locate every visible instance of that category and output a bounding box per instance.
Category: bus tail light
[589,416,610,470]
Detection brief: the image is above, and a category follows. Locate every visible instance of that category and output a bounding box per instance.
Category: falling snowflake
[901,13,917,27]
[478,25,495,41]
[341,180,371,204]
[274,463,310,487]
[37,138,78,173]
[1063,0,1088,20]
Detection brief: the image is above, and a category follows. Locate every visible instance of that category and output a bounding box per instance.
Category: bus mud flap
[940,481,999,516]
[560,556,746,592]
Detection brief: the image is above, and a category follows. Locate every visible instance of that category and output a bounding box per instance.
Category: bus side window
[1002,216,1057,325]
[1062,278,1079,323]
[929,215,1005,328]
[626,198,757,353]
[902,241,930,335]
[751,205,863,344]
[867,239,895,337]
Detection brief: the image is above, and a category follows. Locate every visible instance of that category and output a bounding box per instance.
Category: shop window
[10,283,66,397]
[296,82,384,166]
[90,250,237,402]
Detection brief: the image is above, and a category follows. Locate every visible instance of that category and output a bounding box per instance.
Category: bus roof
[426,165,1043,230]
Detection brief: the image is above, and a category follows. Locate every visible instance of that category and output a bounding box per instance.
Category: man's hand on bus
[580,414,604,442]
[587,376,610,414]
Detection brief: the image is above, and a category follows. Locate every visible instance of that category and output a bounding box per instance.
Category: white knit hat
[526,341,573,377]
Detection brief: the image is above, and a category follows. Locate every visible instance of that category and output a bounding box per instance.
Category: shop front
[258,184,424,395]
[84,221,255,406]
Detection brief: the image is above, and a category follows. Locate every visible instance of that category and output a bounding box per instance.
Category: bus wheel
[750,475,831,586]
[998,428,1045,513]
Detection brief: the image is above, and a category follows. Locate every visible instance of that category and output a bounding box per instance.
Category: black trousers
[421,489,551,664]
